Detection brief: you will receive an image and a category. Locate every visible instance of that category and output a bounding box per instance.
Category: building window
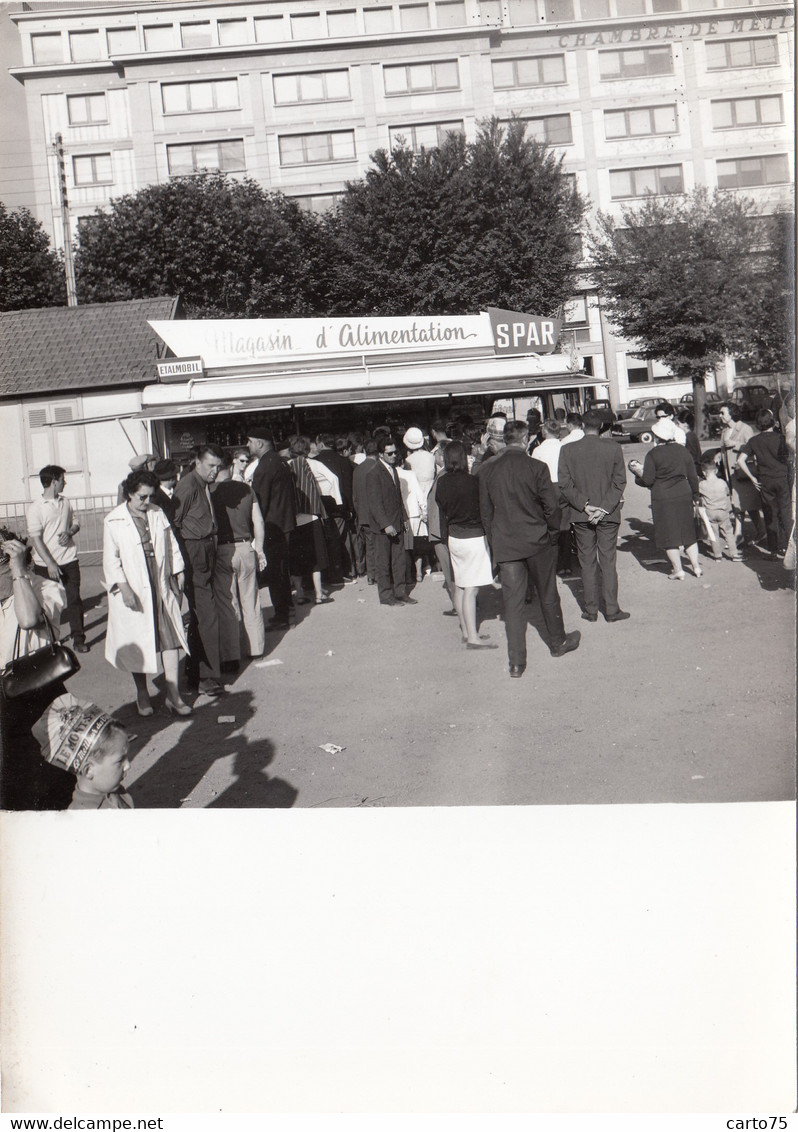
[166,140,246,176]
[545,0,574,20]
[69,30,102,62]
[181,22,213,48]
[626,360,652,384]
[479,0,503,22]
[144,25,174,52]
[581,0,610,16]
[400,4,431,29]
[364,6,395,32]
[255,16,286,41]
[716,154,789,189]
[31,32,63,64]
[162,79,239,114]
[563,296,588,325]
[492,54,566,88]
[520,114,573,144]
[293,192,342,213]
[218,19,249,45]
[599,47,673,79]
[67,93,108,125]
[72,153,113,185]
[273,70,350,105]
[290,12,324,39]
[706,36,778,69]
[604,105,677,139]
[384,60,460,94]
[328,10,359,36]
[712,95,783,129]
[610,164,684,198]
[651,0,680,8]
[389,120,464,150]
[507,0,538,21]
[278,130,356,166]
[436,1,467,26]
[107,27,138,54]
[615,0,646,14]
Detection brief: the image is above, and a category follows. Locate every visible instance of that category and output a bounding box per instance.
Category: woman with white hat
[401,427,435,582]
[628,417,702,580]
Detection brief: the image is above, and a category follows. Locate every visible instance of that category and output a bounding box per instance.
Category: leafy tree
[324,118,585,317]
[589,187,787,434]
[741,209,795,376]
[74,173,328,317]
[0,203,65,311]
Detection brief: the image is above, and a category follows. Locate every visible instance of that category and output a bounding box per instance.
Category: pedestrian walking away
[557,410,630,623]
[248,429,297,630]
[479,419,580,677]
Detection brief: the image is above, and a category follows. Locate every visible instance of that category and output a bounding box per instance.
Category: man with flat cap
[248,428,296,630]
[117,452,157,504]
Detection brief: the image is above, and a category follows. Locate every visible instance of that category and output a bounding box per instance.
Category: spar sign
[487,307,562,355]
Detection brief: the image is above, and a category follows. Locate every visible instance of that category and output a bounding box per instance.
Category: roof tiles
[0,296,180,398]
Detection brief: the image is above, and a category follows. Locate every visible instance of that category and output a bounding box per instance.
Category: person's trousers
[499,544,565,665]
[572,520,621,617]
[262,526,292,621]
[705,513,738,558]
[322,514,349,580]
[373,530,409,601]
[759,478,792,553]
[353,524,370,578]
[34,559,85,643]
[215,542,265,661]
[182,536,221,685]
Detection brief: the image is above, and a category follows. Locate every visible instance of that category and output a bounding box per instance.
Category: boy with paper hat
[32,695,134,810]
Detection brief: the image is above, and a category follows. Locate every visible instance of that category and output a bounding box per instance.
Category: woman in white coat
[104,469,191,717]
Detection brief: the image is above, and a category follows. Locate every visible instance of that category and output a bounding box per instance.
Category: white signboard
[150,315,494,368]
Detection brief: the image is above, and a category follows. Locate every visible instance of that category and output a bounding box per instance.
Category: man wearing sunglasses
[365,436,416,607]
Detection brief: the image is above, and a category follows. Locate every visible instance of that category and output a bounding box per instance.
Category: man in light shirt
[26,464,88,653]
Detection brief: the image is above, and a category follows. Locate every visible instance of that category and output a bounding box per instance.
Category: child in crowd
[699,454,742,563]
[33,695,134,809]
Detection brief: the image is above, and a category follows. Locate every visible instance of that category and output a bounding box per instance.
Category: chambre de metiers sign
[555,10,792,47]
[149,310,562,373]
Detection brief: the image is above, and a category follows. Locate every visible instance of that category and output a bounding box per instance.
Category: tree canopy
[74,174,328,318]
[589,188,792,428]
[323,118,586,316]
[0,203,65,311]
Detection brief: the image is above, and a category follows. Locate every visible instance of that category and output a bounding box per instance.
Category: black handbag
[1,612,80,701]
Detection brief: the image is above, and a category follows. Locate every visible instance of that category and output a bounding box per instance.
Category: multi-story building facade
[7,0,795,412]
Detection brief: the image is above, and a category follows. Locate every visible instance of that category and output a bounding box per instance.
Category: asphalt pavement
[63,442,796,808]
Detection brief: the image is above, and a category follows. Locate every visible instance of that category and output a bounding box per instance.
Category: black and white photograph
[0,0,794,1120]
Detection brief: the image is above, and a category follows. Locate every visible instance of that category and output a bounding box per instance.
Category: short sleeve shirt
[26,496,78,567]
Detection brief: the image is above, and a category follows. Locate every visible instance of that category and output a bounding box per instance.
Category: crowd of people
[1,389,794,810]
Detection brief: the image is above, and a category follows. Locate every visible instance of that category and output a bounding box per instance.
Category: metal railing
[0,495,117,559]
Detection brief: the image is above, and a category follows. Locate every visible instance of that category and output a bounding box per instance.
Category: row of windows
[28,0,781,66]
[70,142,790,191]
[65,82,786,141]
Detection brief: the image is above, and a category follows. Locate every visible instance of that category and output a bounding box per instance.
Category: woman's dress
[638,444,699,549]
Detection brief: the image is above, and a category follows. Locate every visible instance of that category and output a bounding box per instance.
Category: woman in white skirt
[433,441,498,650]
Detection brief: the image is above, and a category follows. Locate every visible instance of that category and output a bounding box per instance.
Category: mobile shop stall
[139,309,608,459]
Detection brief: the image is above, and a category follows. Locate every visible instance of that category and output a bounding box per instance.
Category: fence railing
[0,495,117,558]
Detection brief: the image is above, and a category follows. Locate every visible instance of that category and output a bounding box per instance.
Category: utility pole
[54,133,77,306]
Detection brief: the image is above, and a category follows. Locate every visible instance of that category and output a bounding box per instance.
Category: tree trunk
[692,374,707,440]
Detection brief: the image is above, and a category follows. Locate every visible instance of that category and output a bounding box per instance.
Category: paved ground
[64,442,796,808]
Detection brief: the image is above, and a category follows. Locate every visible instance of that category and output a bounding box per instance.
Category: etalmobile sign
[150,309,562,373]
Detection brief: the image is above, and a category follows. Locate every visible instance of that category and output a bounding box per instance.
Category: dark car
[727,385,775,421]
[616,396,673,421]
[610,406,659,443]
[678,391,724,435]
[585,397,616,430]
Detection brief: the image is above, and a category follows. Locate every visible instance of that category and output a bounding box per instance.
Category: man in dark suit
[479,420,579,677]
[365,435,415,607]
[557,409,630,623]
[352,439,379,584]
[248,428,296,630]
[314,433,355,582]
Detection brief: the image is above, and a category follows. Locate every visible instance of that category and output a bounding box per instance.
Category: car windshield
[631,408,648,419]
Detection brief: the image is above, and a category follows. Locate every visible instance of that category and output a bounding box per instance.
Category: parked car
[585,397,616,430]
[727,384,775,421]
[677,391,724,435]
[610,406,659,443]
[616,396,673,421]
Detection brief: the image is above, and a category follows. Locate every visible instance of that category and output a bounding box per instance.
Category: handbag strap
[12,607,56,664]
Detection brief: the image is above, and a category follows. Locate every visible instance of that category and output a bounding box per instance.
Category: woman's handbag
[1,613,80,701]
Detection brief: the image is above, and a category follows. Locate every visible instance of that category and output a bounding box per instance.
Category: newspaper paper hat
[32,694,117,776]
